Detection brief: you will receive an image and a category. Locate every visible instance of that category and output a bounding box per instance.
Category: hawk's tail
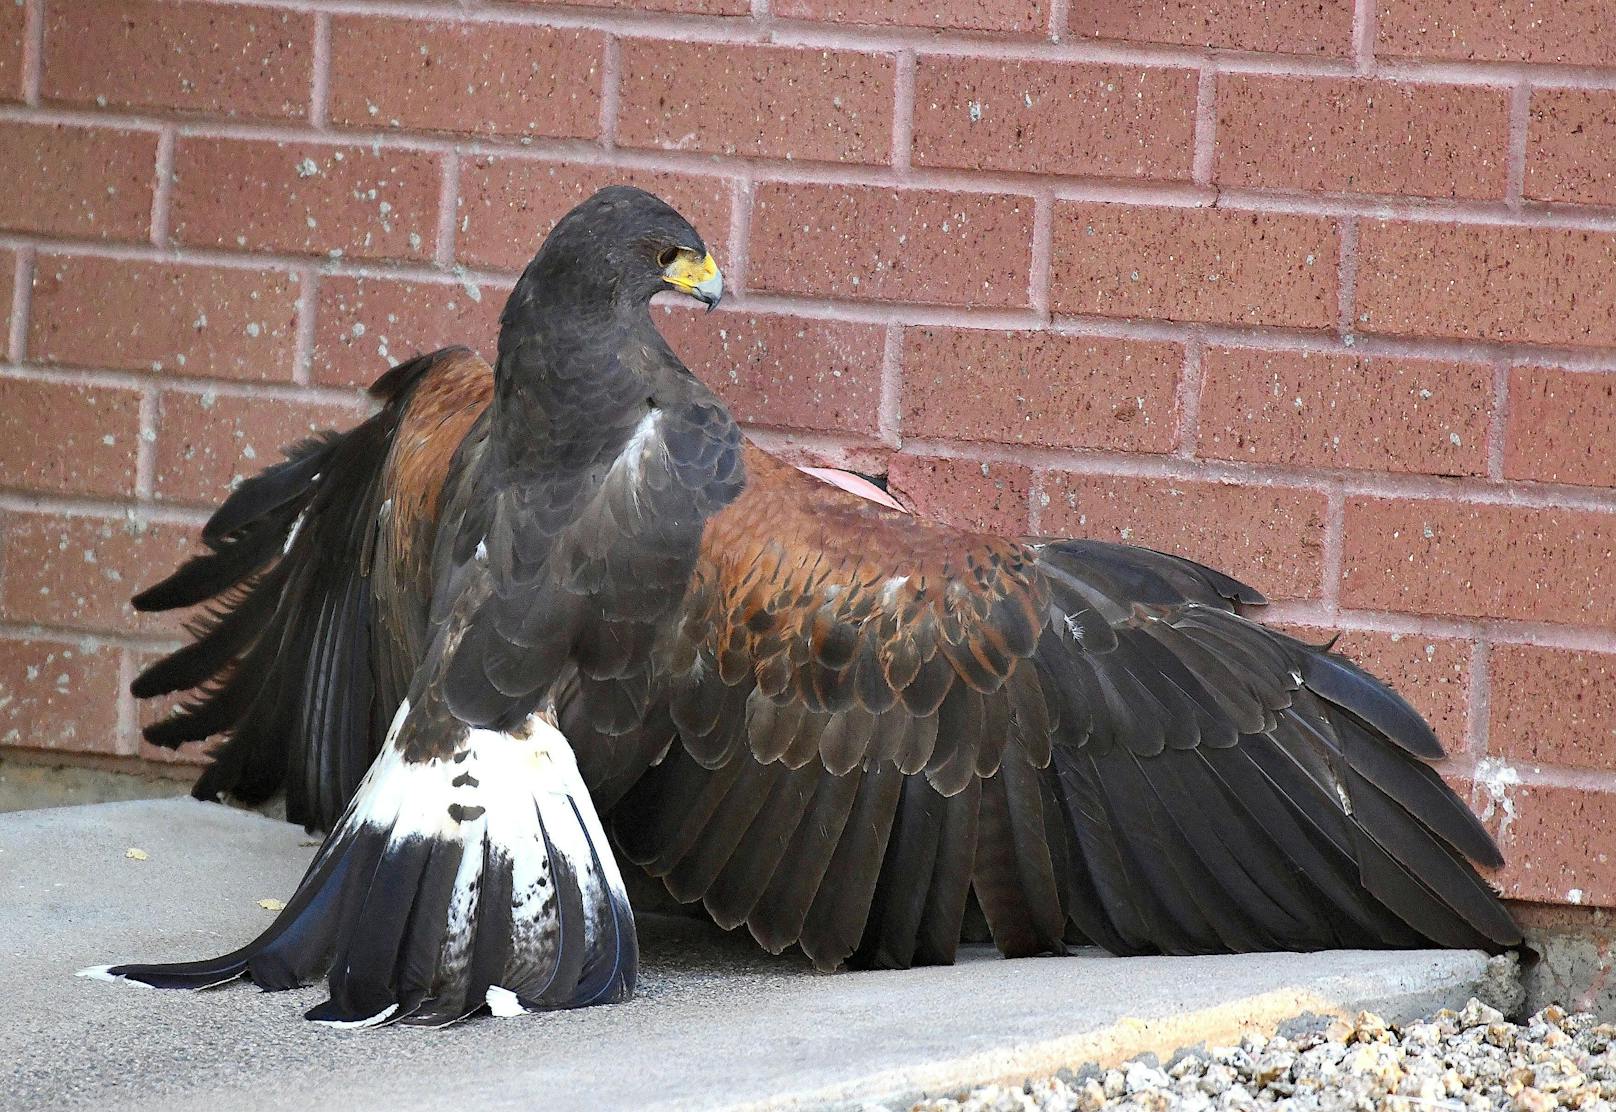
[84,701,637,1025]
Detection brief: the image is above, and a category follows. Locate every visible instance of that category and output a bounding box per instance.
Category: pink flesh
[796,466,909,512]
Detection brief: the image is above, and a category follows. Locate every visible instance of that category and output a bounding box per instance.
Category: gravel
[906,999,1616,1112]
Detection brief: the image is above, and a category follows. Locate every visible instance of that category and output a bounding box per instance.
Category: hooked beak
[662,251,724,312]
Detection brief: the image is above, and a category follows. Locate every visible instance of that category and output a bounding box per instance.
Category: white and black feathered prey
[90,186,1520,1026]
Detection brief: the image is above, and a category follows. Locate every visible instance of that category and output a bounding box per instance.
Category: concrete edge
[724,950,1507,1111]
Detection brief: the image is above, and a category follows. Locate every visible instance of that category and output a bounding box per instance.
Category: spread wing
[603,447,1519,970]
[132,347,492,830]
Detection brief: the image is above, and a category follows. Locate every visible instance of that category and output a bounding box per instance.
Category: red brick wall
[1,0,1613,910]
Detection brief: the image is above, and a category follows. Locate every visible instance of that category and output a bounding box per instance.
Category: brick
[1197,348,1490,477]
[912,58,1197,180]
[886,455,1034,535]
[1216,76,1510,201]
[750,184,1034,308]
[1526,90,1616,207]
[1340,497,1616,627]
[29,256,299,381]
[138,736,212,766]
[329,19,602,140]
[1486,781,1616,906]
[1042,473,1328,600]
[0,247,12,352]
[170,138,441,263]
[1505,368,1616,489]
[1490,645,1616,772]
[655,307,884,438]
[153,390,370,506]
[774,0,1046,34]
[0,638,122,755]
[1335,630,1473,753]
[1377,0,1616,64]
[1,2,24,103]
[0,377,142,497]
[1282,626,1473,752]
[618,42,893,165]
[456,157,733,273]
[1357,222,1616,349]
[0,513,200,635]
[43,0,312,120]
[514,0,748,12]
[1051,203,1338,329]
[312,275,504,389]
[0,123,156,241]
[1069,0,1354,56]
[901,329,1180,453]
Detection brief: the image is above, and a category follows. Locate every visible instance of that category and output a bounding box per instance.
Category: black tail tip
[79,960,248,991]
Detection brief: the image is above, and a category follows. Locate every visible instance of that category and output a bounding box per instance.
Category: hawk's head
[529,186,723,314]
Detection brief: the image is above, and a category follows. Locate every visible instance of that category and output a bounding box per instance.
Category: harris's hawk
[86,187,1520,1026]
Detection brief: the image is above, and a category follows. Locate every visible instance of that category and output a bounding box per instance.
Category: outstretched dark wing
[603,446,1519,971]
[132,347,492,830]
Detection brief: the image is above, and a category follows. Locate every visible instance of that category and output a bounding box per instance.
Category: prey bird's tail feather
[97,699,637,1025]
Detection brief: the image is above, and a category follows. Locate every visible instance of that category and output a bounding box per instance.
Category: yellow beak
[661,252,724,311]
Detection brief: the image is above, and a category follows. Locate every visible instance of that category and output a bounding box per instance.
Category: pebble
[905,1002,1616,1112]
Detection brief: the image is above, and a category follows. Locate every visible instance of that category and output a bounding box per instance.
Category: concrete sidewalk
[3,799,1509,1112]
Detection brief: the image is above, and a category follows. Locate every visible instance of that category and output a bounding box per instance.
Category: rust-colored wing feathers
[371,347,494,697]
[377,346,493,590]
[670,447,1051,791]
[630,448,1070,969]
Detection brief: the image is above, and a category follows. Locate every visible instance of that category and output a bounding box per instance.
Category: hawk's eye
[657,246,682,269]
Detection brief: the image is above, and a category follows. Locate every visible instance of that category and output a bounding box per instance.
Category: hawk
[86,188,1519,1027]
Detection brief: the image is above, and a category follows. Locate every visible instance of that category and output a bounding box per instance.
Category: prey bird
[85,187,1520,1027]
